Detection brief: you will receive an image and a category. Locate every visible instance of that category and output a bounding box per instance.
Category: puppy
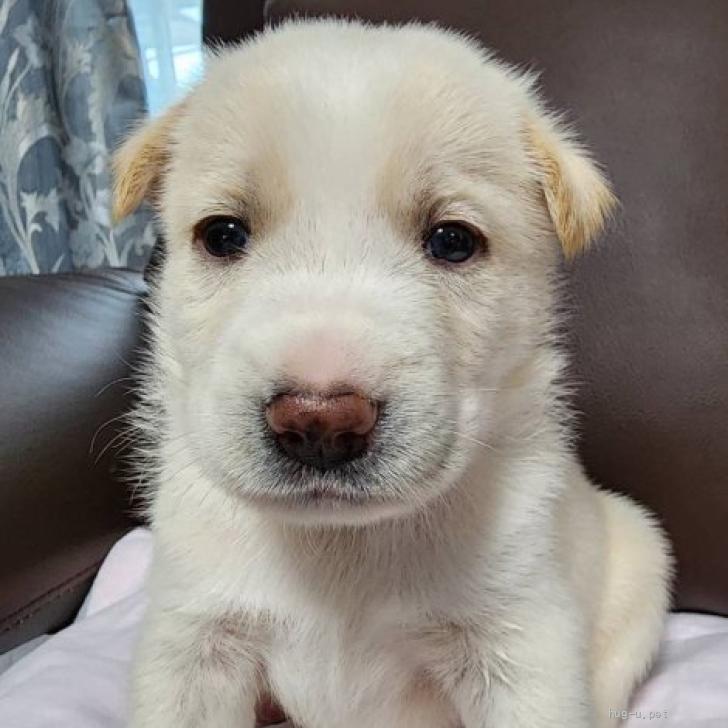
[114,19,672,728]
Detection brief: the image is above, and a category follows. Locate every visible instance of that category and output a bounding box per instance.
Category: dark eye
[423,222,484,264]
[197,217,249,258]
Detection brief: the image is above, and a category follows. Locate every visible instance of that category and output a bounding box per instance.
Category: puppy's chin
[226,450,471,527]
[191,402,472,527]
[245,491,423,527]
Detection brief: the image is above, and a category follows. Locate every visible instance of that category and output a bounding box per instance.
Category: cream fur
[115,20,671,728]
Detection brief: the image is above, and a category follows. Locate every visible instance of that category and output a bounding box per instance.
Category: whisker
[89,412,131,455]
[440,420,501,454]
[95,376,135,398]
[93,429,137,465]
[447,429,498,453]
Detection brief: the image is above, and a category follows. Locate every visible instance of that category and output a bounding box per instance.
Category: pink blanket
[1,529,726,727]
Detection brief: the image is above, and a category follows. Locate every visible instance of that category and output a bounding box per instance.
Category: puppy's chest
[266,608,460,728]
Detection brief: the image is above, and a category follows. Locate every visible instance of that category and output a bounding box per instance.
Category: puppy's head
[115,21,615,525]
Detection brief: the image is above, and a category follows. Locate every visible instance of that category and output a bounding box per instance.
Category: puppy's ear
[528,115,617,258]
[112,102,184,222]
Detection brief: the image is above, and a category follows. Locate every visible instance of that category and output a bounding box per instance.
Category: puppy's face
[115,22,614,525]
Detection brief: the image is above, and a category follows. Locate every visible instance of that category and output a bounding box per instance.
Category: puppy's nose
[265,392,378,469]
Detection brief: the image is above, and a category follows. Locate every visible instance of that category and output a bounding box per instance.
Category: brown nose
[265,392,378,469]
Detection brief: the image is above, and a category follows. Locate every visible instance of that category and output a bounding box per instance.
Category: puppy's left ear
[112,102,185,223]
[528,114,617,258]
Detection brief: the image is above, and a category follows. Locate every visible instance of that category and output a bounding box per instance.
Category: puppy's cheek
[177,332,257,468]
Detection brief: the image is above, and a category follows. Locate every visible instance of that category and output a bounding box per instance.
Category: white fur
[117,20,672,728]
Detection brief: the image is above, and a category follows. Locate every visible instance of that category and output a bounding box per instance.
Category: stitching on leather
[0,560,102,634]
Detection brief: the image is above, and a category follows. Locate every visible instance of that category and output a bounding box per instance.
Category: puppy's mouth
[197,390,461,522]
[249,479,376,506]
[261,442,386,502]
[242,463,397,523]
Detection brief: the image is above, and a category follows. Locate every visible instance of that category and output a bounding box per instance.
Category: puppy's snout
[266,392,378,470]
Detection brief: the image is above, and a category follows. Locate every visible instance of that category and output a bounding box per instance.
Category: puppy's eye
[423,223,484,264]
[197,217,249,258]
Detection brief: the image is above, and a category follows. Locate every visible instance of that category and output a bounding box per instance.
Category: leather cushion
[0,270,146,652]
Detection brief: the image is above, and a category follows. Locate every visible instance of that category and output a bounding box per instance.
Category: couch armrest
[0,270,147,653]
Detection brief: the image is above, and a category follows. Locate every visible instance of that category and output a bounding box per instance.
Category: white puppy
[114,19,672,728]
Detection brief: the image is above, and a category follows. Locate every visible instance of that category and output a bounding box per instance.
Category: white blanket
[1,528,726,727]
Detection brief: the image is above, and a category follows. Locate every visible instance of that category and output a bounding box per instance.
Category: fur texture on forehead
[115,19,615,260]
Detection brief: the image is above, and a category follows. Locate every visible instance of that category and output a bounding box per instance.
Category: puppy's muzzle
[266,392,378,470]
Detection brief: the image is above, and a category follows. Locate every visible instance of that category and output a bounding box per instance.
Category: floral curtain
[0,0,154,276]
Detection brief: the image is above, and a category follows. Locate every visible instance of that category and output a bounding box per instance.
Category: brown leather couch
[2,0,726,654]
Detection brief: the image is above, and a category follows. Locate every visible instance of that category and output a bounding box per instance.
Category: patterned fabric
[0,0,154,276]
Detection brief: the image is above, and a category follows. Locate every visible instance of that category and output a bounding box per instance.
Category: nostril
[278,430,307,448]
[331,431,363,450]
[276,428,315,465]
[329,431,368,462]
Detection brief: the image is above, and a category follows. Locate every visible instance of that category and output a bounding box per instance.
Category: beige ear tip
[111,184,136,225]
[599,175,620,214]
[590,180,619,238]
[111,200,125,226]
[564,170,619,259]
[560,238,583,261]
[110,155,129,224]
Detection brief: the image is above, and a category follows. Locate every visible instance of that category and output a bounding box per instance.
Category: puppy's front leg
[441,608,592,728]
[129,605,263,728]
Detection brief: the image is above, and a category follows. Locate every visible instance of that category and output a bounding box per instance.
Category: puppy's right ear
[527,113,617,259]
[112,102,184,222]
